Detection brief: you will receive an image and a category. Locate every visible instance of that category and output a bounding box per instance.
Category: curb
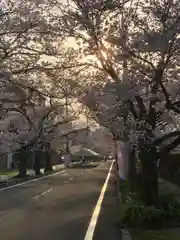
[0,164,64,182]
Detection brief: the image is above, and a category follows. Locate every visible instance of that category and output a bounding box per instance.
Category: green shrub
[121,199,164,228]
[120,197,180,229]
[160,194,180,219]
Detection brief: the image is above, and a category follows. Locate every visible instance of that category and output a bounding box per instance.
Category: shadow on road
[70,163,99,169]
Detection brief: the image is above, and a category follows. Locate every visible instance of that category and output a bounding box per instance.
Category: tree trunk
[129,146,137,182]
[44,151,53,172]
[138,147,158,205]
[33,151,41,175]
[18,151,27,178]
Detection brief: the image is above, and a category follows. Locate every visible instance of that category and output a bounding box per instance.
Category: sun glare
[100,49,108,60]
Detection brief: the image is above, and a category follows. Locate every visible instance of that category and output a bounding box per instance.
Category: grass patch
[0,167,62,188]
[0,170,18,176]
[131,228,180,240]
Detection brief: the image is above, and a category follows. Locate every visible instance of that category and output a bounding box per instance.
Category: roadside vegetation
[1,0,180,238]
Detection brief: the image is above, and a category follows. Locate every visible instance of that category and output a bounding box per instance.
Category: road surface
[0,161,119,240]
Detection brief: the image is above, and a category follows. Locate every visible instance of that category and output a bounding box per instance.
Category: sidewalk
[0,162,101,182]
[93,163,131,240]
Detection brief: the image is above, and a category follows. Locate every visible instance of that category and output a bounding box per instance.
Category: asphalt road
[0,161,119,240]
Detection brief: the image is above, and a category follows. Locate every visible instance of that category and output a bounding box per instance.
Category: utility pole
[122,15,128,83]
[84,109,89,148]
[65,80,69,153]
[115,13,130,181]
[86,111,89,137]
[121,11,129,141]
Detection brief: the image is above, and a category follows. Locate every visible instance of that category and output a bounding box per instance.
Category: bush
[160,194,180,219]
[120,197,180,229]
[121,199,164,228]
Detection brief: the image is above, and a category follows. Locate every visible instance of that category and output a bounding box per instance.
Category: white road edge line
[0,170,66,192]
[84,160,115,240]
[32,188,53,200]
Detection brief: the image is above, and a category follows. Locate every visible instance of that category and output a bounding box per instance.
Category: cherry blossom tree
[49,0,180,204]
[0,0,88,176]
[2,0,180,203]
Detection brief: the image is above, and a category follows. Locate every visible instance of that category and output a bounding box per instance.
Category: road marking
[84,160,115,240]
[0,170,66,192]
[32,188,53,200]
[121,229,132,240]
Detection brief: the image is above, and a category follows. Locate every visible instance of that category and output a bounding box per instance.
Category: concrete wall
[0,150,61,171]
